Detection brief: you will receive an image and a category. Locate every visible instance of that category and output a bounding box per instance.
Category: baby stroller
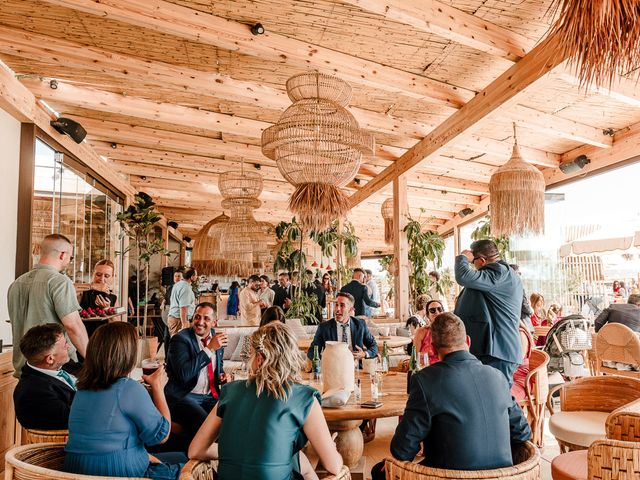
[542,314,592,378]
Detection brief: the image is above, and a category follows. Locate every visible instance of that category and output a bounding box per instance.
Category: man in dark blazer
[13,323,76,430]
[371,313,531,480]
[454,240,522,385]
[340,268,380,317]
[595,294,640,332]
[307,292,378,361]
[273,272,296,312]
[165,302,227,438]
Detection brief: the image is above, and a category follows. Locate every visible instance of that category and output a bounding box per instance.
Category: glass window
[32,138,124,299]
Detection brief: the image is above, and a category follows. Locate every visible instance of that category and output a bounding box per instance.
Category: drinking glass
[375,357,388,396]
[141,358,160,376]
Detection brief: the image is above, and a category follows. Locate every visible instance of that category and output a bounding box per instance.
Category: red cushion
[551,450,588,480]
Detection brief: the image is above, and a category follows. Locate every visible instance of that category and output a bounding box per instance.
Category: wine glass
[375,356,389,396]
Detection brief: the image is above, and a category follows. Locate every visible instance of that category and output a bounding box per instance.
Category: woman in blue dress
[226,281,240,318]
[64,322,186,480]
[189,322,343,480]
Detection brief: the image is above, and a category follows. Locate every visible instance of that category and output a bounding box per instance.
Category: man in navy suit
[371,313,530,479]
[340,268,380,317]
[307,292,378,361]
[14,323,77,430]
[165,302,227,438]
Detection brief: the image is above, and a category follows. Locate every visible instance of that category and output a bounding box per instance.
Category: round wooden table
[315,371,408,467]
[298,335,411,351]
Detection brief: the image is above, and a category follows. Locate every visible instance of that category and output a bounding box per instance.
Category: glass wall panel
[32,138,124,299]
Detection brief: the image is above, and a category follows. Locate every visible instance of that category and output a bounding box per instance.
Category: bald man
[8,234,88,377]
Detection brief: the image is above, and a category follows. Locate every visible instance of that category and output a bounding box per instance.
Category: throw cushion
[223,334,241,361]
[551,450,588,480]
[231,335,249,362]
[396,327,411,338]
[549,411,608,447]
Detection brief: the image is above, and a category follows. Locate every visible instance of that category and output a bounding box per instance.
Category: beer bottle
[407,345,419,394]
[312,345,321,380]
[381,341,389,372]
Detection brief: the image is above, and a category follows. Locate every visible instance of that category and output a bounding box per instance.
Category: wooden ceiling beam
[348,33,566,207]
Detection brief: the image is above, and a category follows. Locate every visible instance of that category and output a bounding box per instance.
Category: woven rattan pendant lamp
[381,197,394,245]
[488,125,545,237]
[262,72,375,230]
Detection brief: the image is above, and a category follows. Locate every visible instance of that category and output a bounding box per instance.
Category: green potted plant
[404,212,445,302]
[471,215,512,261]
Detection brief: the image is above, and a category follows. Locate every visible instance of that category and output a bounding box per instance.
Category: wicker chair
[547,376,640,452]
[179,459,351,479]
[4,443,147,479]
[23,428,69,444]
[384,441,539,480]
[594,323,640,378]
[521,349,550,448]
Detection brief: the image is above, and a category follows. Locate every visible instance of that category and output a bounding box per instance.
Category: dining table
[297,335,411,352]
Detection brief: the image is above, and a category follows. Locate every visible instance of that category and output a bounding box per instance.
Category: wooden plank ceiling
[1,0,639,255]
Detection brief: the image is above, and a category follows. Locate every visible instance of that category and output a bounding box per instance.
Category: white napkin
[321,388,351,408]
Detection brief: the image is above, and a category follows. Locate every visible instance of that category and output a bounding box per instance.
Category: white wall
[0,107,20,345]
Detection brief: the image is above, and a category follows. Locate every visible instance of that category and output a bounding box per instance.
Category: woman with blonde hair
[189,322,342,479]
[529,293,546,327]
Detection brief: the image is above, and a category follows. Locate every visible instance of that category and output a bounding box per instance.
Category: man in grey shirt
[167,267,197,336]
[8,234,88,377]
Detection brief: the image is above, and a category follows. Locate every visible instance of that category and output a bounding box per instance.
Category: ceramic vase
[321,341,354,393]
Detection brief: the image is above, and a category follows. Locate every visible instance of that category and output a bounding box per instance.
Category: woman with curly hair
[189,322,342,479]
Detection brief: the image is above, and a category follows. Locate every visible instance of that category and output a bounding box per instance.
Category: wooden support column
[393,176,410,321]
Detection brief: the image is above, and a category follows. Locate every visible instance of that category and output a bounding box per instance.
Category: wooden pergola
[2,0,640,317]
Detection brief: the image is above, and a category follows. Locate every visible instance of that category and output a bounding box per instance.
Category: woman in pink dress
[413,299,445,366]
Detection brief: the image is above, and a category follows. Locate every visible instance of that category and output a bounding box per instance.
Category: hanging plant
[470,215,512,261]
[404,211,445,302]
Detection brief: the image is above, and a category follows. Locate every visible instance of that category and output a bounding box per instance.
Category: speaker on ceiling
[50,117,87,144]
[168,221,179,229]
[559,155,590,174]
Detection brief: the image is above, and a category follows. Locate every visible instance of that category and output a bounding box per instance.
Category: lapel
[23,364,75,392]
[349,317,359,349]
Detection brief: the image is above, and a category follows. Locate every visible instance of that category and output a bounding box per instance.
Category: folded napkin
[321,388,351,408]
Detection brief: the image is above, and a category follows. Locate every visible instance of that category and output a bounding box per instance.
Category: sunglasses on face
[428,306,444,314]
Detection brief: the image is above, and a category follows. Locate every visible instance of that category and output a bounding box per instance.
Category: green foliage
[379,255,395,302]
[470,216,512,261]
[404,212,445,301]
[285,290,320,325]
[273,218,306,275]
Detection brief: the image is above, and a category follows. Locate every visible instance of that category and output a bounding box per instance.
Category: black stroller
[542,314,592,378]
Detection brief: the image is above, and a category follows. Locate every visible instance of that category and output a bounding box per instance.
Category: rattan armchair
[547,376,640,452]
[521,349,549,448]
[23,428,69,444]
[384,441,539,480]
[179,459,351,479]
[595,323,640,378]
[4,443,147,479]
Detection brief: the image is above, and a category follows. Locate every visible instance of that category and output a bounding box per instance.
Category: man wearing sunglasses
[453,239,522,386]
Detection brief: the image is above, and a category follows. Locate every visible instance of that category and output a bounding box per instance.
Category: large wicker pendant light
[262,72,375,230]
[381,198,394,245]
[489,126,545,237]
[550,0,640,88]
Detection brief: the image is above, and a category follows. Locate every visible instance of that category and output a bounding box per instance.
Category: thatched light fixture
[381,198,394,245]
[261,72,375,230]
[550,0,640,88]
[488,126,545,237]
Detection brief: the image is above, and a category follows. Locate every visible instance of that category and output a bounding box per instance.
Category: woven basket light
[262,71,375,230]
[218,170,263,199]
[381,198,394,245]
[489,134,545,237]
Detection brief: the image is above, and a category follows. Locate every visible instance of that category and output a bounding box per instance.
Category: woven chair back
[23,428,69,444]
[179,460,350,480]
[384,441,539,479]
[606,398,640,442]
[588,439,640,480]
[560,376,640,413]
[596,323,640,377]
[4,443,147,479]
[525,349,549,447]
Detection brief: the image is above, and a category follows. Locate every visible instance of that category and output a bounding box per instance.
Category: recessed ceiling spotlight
[250,23,265,35]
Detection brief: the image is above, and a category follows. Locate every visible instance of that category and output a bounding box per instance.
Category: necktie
[201,337,219,399]
[57,369,76,391]
[341,324,348,345]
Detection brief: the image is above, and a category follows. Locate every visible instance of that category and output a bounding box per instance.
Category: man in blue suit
[340,268,380,317]
[307,292,378,361]
[454,239,522,384]
[371,313,531,479]
[165,302,227,438]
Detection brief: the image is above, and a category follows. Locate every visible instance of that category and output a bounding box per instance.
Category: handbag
[559,319,591,351]
[562,351,585,377]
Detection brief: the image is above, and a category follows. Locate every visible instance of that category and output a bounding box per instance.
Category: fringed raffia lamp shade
[381,198,394,245]
[550,0,640,88]
[262,72,375,230]
[489,137,545,237]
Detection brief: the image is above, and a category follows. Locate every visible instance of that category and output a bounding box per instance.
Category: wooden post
[453,225,461,297]
[159,223,169,268]
[393,175,410,322]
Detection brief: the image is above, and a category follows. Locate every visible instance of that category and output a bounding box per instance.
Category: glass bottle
[312,345,321,381]
[407,345,419,394]
[381,341,389,372]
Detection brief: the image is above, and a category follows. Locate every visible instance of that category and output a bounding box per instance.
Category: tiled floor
[360,416,559,479]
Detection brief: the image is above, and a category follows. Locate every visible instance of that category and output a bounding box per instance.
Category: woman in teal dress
[189,322,343,480]
[64,322,187,480]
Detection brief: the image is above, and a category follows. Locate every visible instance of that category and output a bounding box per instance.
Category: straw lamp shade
[550,0,640,88]
[489,134,545,237]
[262,72,375,230]
[381,198,394,245]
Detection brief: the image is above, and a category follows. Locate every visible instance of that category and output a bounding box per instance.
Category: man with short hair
[340,268,380,317]
[595,294,640,333]
[273,272,296,312]
[364,269,380,317]
[371,313,531,479]
[8,234,88,377]
[165,302,227,438]
[167,267,197,336]
[13,323,77,429]
[239,274,262,326]
[307,292,378,361]
[454,240,522,384]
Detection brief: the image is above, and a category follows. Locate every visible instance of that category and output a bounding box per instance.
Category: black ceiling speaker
[458,207,474,218]
[559,154,590,174]
[168,221,178,229]
[183,236,192,243]
[50,117,87,144]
